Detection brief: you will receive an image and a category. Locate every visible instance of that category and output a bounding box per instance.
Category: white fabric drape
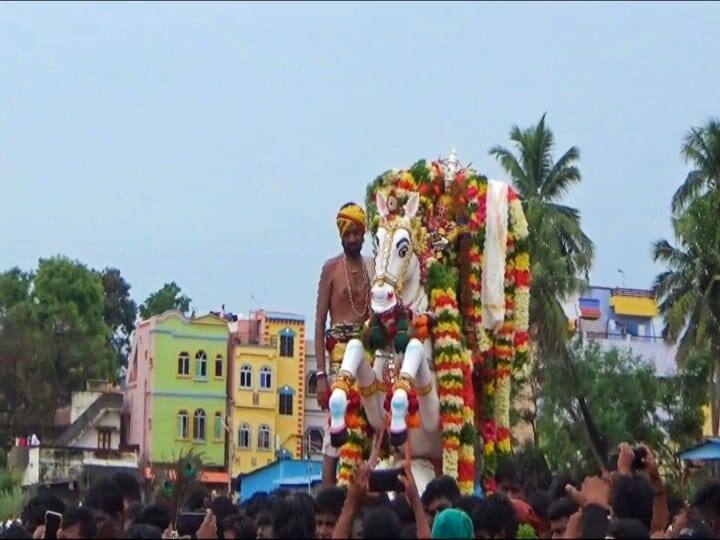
[482,180,509,331]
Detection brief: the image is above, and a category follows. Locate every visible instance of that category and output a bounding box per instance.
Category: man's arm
[314,260,333,373]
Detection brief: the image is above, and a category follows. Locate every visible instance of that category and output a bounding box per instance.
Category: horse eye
[398,246,408,258]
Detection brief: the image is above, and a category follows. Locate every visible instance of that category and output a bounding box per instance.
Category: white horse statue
[328,190,442,462]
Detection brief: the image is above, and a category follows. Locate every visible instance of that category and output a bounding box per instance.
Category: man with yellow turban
[314,202,373,485]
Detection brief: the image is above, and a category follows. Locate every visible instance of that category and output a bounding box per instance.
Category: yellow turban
[336,203,366,237]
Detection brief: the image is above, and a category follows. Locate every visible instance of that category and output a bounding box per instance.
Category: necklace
[343,255,370,318]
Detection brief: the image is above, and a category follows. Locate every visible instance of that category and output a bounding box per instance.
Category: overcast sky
[2,2,719,332]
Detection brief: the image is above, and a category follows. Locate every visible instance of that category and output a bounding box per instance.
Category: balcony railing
[585,331,666,343]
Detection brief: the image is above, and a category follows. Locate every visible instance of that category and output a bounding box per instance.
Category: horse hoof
[330,429,348,448]
[390,430,408,448]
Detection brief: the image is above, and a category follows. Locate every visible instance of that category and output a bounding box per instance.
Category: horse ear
[404,192,420,219]
[376,191,389,218]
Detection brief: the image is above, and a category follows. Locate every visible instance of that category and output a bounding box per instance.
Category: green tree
[536,341,707,484]
[0,257,115,436]
[98,267,138,367]
[139,282,192,320]
[490,115,602,462]
[671,118,720,213]
[653,192,720,435]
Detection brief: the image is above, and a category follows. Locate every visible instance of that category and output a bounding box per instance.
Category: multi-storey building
[124,311,230,488]
[303,340,326,459]
[228,310,306,476]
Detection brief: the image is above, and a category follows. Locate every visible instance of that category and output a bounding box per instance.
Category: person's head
[472,493,518,539]
[123,523,163,539]
[271,494,315,539]
[314,486,346,539]
[391,495,414,525]
[496,457,522,499]
[611,475,654,530]
[547,497,578,539]
[209,495,238,537]
[454,496,483,519]
[337,203,366,257]
[0,524,30,539]
[222,514,256,539]
[548,474,575,502]
[242,492,269,520]
[422,475,461,527]
[361,506,402,539]
[58,508,97,540]
[111,472,142,511]
[84,479,125,522]
[693,480,720,535]
[132,504,171,533]
[606,517,650,539]
[21,494,65,532]
[183,489,208,512]
[256,511,273,539]
[431,508,474,539]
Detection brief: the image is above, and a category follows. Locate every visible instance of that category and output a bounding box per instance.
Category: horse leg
[415,342,440,433]
[359,354,385,432]
[389,338,424,447]
[328,339,366,447]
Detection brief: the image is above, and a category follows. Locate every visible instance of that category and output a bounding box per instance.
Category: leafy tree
[671,118,720,213]
[98,267,137,367]
[535,340,707,485]
[139,282,192,319]
[653,192,720,434]
[490,115,602,462]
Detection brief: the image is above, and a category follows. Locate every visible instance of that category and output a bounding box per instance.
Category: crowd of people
[1,442,719,538]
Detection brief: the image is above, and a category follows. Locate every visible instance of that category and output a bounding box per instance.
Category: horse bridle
[374,220,414,296]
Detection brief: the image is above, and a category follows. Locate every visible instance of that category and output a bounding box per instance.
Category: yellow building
[228,310,306,476]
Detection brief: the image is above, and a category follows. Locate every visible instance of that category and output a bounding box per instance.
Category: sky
[2,2,719,333]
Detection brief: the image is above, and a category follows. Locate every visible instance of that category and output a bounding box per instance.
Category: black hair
[361,506,402,539]
[421,475,461,507]
[454,495,483,518]
[390,495,414,524]
[400,523,417,539]
[210,495,238,524]
[693,480,720,516]
[547,496,578,522]
[607,518,650,539]
[222,514,257,539]
[271,493,315,538]
[242,492,270,519]
[678,519,715,539]
[256,511,273,528]
[123,523,163,539]
[611,475,654,529]
[472,493,519,539]
[62,508,98,539]
[21,494,66,530]
[132,504,171,532]
[183,488,208,512]
[127,502,145,523]
[111,471,142,504]
[340,202,359,210]
[548,473,576,501]
[315,486,346,518]
[0,524,31,539]
[84,479,125,519]
[527,489,551,521]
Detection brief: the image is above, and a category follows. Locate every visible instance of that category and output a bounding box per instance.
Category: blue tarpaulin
[680,438,720,461]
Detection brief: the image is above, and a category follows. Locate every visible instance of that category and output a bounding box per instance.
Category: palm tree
[672,118,720,213]
[654,192,720,435]
[490,114,603,463]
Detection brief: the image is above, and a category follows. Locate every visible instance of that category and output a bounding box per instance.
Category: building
[124,311,230,487]
[8,380,139,503]
[238,458,322,502]
[567,286,677,375]
[303,340,326,459]
[228,310,307,476]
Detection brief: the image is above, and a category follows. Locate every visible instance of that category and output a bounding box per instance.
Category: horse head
[371,191,422,314]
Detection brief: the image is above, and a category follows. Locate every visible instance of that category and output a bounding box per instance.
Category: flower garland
[337,385,374,487]
[509,188,531,374]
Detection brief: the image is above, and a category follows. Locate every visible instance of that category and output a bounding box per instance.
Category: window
[260,366,273,390]
[178,352,190,376]
[279,393,293,416]
[258,424,271,450]
[307,372,318,396]
[193,409,206,441]
[195,351,208,379]
[239,364,252,389]
[238,423,251,449]
[97,429,112,450]
[177,410,189,440]
[279,329,295,357]
[213,412,223,440]
[307,428,324,454]
[214,354,224,378]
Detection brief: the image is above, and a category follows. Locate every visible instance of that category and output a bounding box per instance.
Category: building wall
[124,320,156,464]
[302,341,326,459]
[150,314,229,467]
[74,410,122,450]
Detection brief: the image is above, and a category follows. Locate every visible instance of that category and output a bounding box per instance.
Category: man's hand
[32,525,45,539]
[399,461,420,507]
[317,375,330,410]
[641,445,661,483]
[581,476,611,509]
[348,464,371,504]
[196,510,217,540]
[563,509,583,539]
[618,442,635,476]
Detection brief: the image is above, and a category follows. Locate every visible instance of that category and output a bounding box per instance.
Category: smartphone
[45,511,62,540]
[369,468,405,493]
[177,512,206,537]
[632,446,648,471]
